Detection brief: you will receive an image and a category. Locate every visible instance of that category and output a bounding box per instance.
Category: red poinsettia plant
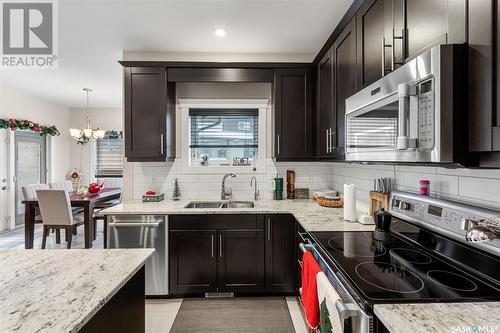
[0,118,60,137]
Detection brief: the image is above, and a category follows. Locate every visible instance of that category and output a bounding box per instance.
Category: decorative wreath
[0,118,60,137]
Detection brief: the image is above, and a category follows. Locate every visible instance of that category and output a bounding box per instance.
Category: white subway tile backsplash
[128,158,335,200]
[332,163,500,211]
[458,177,500,203]
[127,157,500,211]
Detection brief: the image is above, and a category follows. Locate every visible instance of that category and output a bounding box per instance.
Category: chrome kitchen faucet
[221,173,236,200]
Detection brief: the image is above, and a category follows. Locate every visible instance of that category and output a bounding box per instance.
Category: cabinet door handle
[326,129,329,154]
[211,234,214,258]
[219,234,223,257]
[160,134,164,155]
[267,218,271,241]
[277,134,280,156]
[331,129,336,150]
[381,37,391,77]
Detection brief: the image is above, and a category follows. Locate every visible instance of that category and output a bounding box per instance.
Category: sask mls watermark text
[1,0,58,68]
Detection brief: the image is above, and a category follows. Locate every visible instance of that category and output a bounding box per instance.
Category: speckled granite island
[0,248,153,333]
[99,198,376,232]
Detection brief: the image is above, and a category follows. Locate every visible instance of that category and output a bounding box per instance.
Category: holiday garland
[0,118,60,137]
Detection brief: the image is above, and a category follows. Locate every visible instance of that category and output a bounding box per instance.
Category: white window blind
[189,109,258,165]
[95,132,123,177]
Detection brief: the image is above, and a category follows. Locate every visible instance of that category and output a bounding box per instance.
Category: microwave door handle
[397,83,416,150]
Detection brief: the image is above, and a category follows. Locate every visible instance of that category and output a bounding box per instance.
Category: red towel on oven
[301,251,322,330]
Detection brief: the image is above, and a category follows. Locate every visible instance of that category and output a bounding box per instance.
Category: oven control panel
[391,194,486,236]
[417,79,434,150]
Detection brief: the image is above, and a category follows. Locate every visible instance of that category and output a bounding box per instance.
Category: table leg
[24,203,35,249]
[84,204,94,249]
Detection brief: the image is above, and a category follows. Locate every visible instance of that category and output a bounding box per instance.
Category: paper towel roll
[343,184,356,222]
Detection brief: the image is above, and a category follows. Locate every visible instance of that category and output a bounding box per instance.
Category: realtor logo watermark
[1,0,58,68]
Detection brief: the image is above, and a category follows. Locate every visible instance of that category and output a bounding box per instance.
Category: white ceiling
[1,0,353,108]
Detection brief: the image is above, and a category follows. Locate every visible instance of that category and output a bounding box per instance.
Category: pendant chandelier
[70,88,105,144]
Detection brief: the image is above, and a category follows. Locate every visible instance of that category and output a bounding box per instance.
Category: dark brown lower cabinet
[218,229,265,293]
[265,215,295,293]
[169,230,217,295]
[169,214,296,296]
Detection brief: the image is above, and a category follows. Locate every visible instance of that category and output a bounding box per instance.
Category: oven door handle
[335,299,359,321]
[397,83,417,150]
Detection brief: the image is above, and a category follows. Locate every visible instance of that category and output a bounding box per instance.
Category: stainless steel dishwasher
[107,215,168,296]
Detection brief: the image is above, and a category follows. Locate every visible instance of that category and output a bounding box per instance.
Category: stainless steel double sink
[184,201,255,209]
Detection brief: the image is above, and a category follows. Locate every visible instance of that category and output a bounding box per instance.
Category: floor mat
[170,297,296,333]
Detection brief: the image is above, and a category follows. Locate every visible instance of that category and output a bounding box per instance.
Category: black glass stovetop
[309,220,500,304]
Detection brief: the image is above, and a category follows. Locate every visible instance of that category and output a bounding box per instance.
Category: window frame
[179,99,269,174]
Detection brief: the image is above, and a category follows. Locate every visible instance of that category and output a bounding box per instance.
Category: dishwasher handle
[108,222,162,228]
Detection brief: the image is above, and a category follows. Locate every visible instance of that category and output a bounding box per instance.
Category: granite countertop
[374,303,500,333]
[0,249,154,333]
[99,198,376,232]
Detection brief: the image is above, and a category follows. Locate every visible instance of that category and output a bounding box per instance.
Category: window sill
[180,165,262,175]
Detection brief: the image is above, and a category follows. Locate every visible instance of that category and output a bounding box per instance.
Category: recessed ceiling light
[214,28,227,37]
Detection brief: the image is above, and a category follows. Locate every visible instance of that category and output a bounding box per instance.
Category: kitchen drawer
[169,214,263,231]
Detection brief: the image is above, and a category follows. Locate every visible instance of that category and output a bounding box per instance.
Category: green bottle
[275,174,283,200]
[172,178,181,200]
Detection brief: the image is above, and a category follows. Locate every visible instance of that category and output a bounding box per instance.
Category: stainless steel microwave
[345,44,471,165]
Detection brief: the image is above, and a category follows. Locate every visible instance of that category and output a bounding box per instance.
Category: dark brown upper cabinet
[124,67,175,162]
[316,47,336,159]
[355,0,466,89]
[334,18,358,159]
[405,0,466,60]
[356,0,391,88]
[274,68,313,160]
[468,0,500,166]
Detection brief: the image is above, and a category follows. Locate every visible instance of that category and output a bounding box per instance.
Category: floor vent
[205,292,234,298]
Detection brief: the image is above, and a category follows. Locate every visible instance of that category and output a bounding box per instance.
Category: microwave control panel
[418,79,434,150]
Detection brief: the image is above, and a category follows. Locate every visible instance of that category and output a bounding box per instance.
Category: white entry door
[0,130,9,231]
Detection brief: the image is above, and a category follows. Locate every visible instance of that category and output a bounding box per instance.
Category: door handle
[219,234,223,257]
[397,83,416,150]
[211,234,214,258]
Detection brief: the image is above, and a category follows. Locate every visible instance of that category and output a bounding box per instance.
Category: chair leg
[41,226,49,249]
[66,227,73,249]
[93,218,97,240]
[55,229,61,244]
[73,227,77,235]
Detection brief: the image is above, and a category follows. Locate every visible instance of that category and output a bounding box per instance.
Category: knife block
[369,191,390,217]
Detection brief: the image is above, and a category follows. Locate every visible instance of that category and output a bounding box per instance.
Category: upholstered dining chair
[36,190,84,249]
[49,180,82,234]
[22,184,62,244]
[48,180,74,192]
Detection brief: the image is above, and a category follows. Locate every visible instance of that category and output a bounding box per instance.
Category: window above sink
[179,99,269,174]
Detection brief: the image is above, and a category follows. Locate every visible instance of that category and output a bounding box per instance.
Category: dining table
[22,188,122,249]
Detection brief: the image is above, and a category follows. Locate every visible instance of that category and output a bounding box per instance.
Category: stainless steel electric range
[299,191,500,333]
